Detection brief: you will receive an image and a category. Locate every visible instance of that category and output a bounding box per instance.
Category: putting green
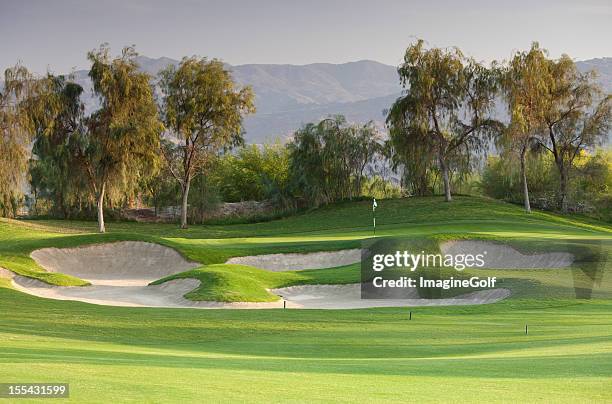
[0,196,611,402]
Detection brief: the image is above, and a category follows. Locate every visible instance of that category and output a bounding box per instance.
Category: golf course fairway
[1,196,611,402]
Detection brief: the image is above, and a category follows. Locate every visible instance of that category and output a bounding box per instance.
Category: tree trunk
[559,168,568,213]
[355,162,365,198]
[33,189,38,216]
[97,183,106,233]
[520,146,531,213]
[439,154,452,202]
[180,179,191,229]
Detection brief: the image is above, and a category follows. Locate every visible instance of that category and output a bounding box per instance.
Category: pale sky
[1,0,611,74]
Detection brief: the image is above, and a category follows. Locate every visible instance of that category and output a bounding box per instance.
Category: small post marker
[283,300,286,309]
[409,311,412,320]
[525,324,528,335]
[372,198,378,236]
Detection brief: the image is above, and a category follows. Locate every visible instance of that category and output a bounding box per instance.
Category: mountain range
[40,56,612,143]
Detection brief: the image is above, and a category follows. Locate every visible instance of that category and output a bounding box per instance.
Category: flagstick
[372,198,377,237]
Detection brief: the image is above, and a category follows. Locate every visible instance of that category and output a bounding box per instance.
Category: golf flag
[372,198,377,236]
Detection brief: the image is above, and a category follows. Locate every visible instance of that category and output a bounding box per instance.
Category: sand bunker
[13,276,508,309]
[272,284,510,309]
[30,241,200,286]
[12,275,288,309]
[12,276,201,307]
[12,241,211,308]
[11,241,513,309]
[13,242,287,309]
[0,267,14,280]
[440,240,574,269]
[226,249,362,271]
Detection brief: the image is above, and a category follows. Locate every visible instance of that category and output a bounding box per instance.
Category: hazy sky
[1,0,611,74]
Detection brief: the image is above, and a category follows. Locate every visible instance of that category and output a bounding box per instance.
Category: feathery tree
[387,40,500,202]
[352,121,383,195]
[28,75,90,218]
[143,140,181,217]
[159,57,255,228]
[288,121,327,206]
[288,116,382,206]
[0,65,35,216]
[85,45,163,232]
[20,46,162,231]
[501,43,550,213]
[538,56,611,212]
[210,143,290,203]
[386,125,433,196]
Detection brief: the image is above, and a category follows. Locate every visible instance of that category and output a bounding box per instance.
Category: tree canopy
[159,57,255,228]
[387,40,500,202]
[500,43,552,212]
[538,55,611,211]
[84,45,163,232]
[0,65,44,216]
[288,116,382,207]
[501,43,611,212]
[22,45,163,231]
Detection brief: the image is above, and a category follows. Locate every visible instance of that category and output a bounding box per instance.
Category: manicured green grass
[2,196,611,293]
[2,195,610,301]
[0,291,610,402]
[0,196,611,402]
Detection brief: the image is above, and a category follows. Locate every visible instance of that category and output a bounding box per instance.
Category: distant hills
[576,57,612,93]
[68,57,402,142]
[28,56,612,143]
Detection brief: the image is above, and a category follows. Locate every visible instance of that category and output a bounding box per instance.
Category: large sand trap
[11,241,513,309]
[12,276,508,309]
[11,276,285,309]
[226,249,362,271]
[12,242,215,308]
[272,284,510,309]
[440,240,574,269]
[31,241,200,286]
[12,276,201,307]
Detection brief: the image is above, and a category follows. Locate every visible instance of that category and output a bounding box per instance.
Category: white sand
[11,241,519,309]
[30,241,200,285]
[11,276,286,309]
[12,241,284,309]
[271,284,510,309]
[12,276,200,307]
[12,242,209,308]
[0,267,14,279]
[440,240,574,269]
[13,275,509,309]
[226,249,362,271]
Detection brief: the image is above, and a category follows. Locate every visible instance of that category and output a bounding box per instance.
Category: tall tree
[538,56,611,212]
[351,121,383,196]
[387,40,499,202]
[85,45,163,232]
[159,57,255,228]
[28,75,90,218]
[0,65,44,217]
[501,43,550,213]
[288,116,382,206]
[22,47,162,230]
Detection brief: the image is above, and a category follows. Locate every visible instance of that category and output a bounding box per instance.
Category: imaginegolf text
[372,276,498,290]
